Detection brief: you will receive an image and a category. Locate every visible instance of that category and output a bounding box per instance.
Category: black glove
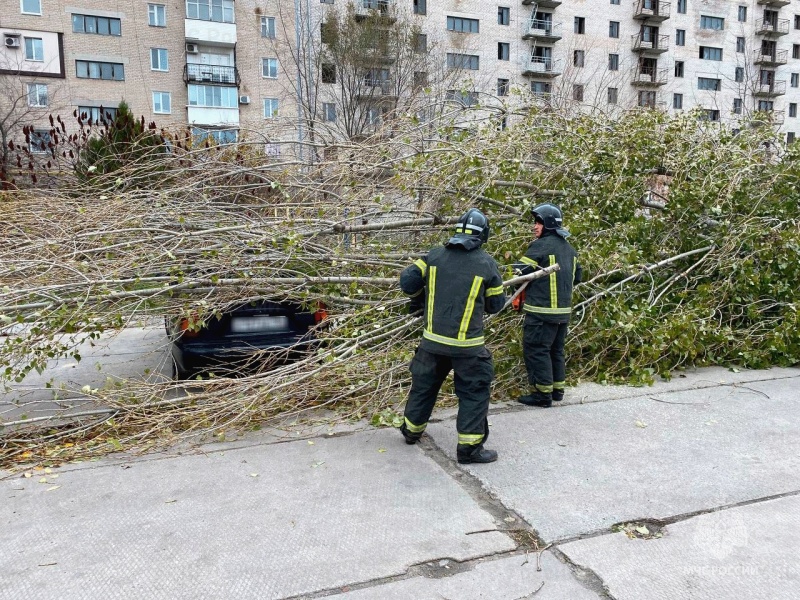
[407,296,424,314]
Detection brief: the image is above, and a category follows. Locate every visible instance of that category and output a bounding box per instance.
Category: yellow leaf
[21,451,33,459]
[307,441,315,445]
[635,420,648,428]
[249,473,259,478]
[378,448,387,453]
[64,443,74,448]
[23,472,32,478]
[44,468,52,474]
[46,486,61,492]
[39,478,48,483]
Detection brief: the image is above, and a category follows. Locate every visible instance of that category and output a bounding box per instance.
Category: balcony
[757,0,791,7]
[355,0,396,22]
[521,0,562,7]
[184,19,236,45]
[356,80,398,100]
[521,56,563,77]
[753,48,788,66]
[634,0,671,22]
[184,63,239,86]
[632,66,667,86]
[631,33,669,53]
[755,18,790,36]
[522,19,562,42]
[754,80,787,96]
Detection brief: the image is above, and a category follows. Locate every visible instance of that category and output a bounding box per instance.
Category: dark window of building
[733,98,742,114]
[674,61,684,77]
[794,44,800,59]
[738,6,747,22]
[413,0,426,15]
[699,46,723,61]
[573,84,584,101]
[574,50,585,67]
[609,21,619,38]
[322,63,336,83]
[609,53,619,71]
[736,37,745,53]
[574,17,585,34]
[414,33,427,53]
[447,16,480,33]
[700,15,724,30]
[497,78,510,96]
[498,42,510,60]
[735,67,744,82]
[673,93,683,109]
[677,0,686,14]
[698,77,722,91]
[788,132,796,143]
[676,29,686,46]
[498,7,510,25]
[72,14,122,35]
[790,103,797,118]
[608,87,618,104]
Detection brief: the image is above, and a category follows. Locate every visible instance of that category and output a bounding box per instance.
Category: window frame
[322,102,336,122]
[609,53,619,71]
[697,77,722,91]
[736,37,745,53]
[262,57,279,79]
[185,0,235,24]
[498,7,510,26]
[321,63,336,84]
[607,87,618,104]
[498,42,510,61]
[29,129,51,154]
[676,0,686,14]
[699,46,723,61]
[738,6,747,22]
[574,16,585,34]
[27,83,48,107]
[21,0,42,15]
[609,21,620,39]
[148,4,166,26]
[447,16,480,33]
[446,52,479,70]
[573,84,584,102]
[735,67,744,82]
[24,37,44,61]
[699,15,725,30]
[72,14,122,36]
[152,91,171,114]
[792,73,799,88]
[150,48,169,71]
[574,49,585,67]
[78,106,117,123]
[733,97,743,114]
[675,29,686,46]
[188,84,238,107]
[76,60,125,80]
[673,93,683,109]
[413,0,426,15]
[497,78,510,96]
[261,16,276,38]
[790,103,798,118]
[674,61,684,77]
[264,98,279,118]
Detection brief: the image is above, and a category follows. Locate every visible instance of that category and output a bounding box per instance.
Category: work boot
[457,444,498,464]
[552,389,564,402]
[517,391,553,408]
[399,423,422,445]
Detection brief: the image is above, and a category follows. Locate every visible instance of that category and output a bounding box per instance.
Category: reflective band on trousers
[553,381,566,390]
[534,383,554,393]
[458,433,484,446]
[404,418,426,433]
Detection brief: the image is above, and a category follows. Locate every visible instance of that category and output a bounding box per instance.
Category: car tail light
[179,317,199,338]
[314,302,328,323]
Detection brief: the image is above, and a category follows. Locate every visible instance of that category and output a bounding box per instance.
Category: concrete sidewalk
[2,367,799,599]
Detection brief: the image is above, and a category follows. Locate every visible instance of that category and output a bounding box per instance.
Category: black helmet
[447,208,490,248]
[532,203,571,238]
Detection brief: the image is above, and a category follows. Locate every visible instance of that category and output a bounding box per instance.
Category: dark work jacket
[513,230,582,324]
[400,244,506,357]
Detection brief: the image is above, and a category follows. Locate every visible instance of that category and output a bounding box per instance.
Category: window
[498,42,510,61]
[364,68,389,86]
[447,53,479,70]
[497,78,510,97]
[676,0,686,13]
[733,97,742,114]
[758,100,774,111]
[735,67,744,82]
[445,90,479,106]
[794,45,800,59]
[150,48,168,71]
[24,38,43,61]
[414,33,427,53]
[29,130,50,154]
[21,0,41,15]
[738,6,747,22]
[186,0,234,23]
[795,15,800,30]
[608,87,618,104]
[574,50,585,67]
[323,102,336,122]
[188,84,238,107]
[790,103,797,118]
[675,29,685,46]
[413,0,426,15]
[698,77,722,91]
[699,46,723,61]
[148,4,166,26]
[78,106,117,123]
[193,127,237,144]
[261,16,275,38]
[674,61,684,77]
[673,93,683,109]
[321,63,336,83]
[788,132,796,144]
[574,17,585,34]
[498,7,510,25]
[609,21,619,38]
[72,14,122,35]
[573,84,584,101]
[447,16,479,33]
[321,0,333,4]
[262,58,278,78]
[700,15,724,30]
[531,81,551,96]
[27,83,47,107]
[413,71,428,88]
[736,37,745,53]
[611,0,620,4]
[609,53,619,71]
[76,60,125,80]
[638,90,656,107]
[792,73,800,87]
[703,110,720,121]
[153,91,171,113]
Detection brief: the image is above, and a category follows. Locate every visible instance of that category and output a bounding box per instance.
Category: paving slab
[560,494,800,599]
[0,428,514,600]
[332,552,603,599]
[427,375,800,541]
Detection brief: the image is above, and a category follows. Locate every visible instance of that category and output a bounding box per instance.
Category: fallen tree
[1,106,798,467]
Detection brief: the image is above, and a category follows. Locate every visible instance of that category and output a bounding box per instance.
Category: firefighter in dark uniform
[399,208,506,464]
[514,204,582,408]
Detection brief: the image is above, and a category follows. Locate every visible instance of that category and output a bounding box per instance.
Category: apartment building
[2,0,799,154]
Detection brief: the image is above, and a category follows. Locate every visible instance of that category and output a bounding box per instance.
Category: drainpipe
[294,0,305,163]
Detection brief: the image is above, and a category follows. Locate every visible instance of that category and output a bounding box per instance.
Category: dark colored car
[167,300,327,379]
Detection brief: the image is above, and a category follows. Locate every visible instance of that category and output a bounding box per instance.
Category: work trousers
[522,314,568,394]
[404,346,494,446]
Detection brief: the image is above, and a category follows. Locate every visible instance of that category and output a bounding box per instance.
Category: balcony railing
[754,79,787,96]
[521,0,562,7]
[753,48,788,66]
[755,18,790,36]
[632,66,668,85]
[184,63,239,86]
[631,33,669,53]
[521,56,563,77]
[522,19,562,41]
[355,0,395,19]
[757,0,791,7]
[634,0,671,21]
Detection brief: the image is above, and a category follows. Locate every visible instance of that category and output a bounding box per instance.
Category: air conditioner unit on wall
[4,35,21,49]
[185,43,199,54]
[239,95,250,105]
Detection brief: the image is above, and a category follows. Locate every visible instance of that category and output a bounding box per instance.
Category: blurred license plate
[230,316,289,333]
